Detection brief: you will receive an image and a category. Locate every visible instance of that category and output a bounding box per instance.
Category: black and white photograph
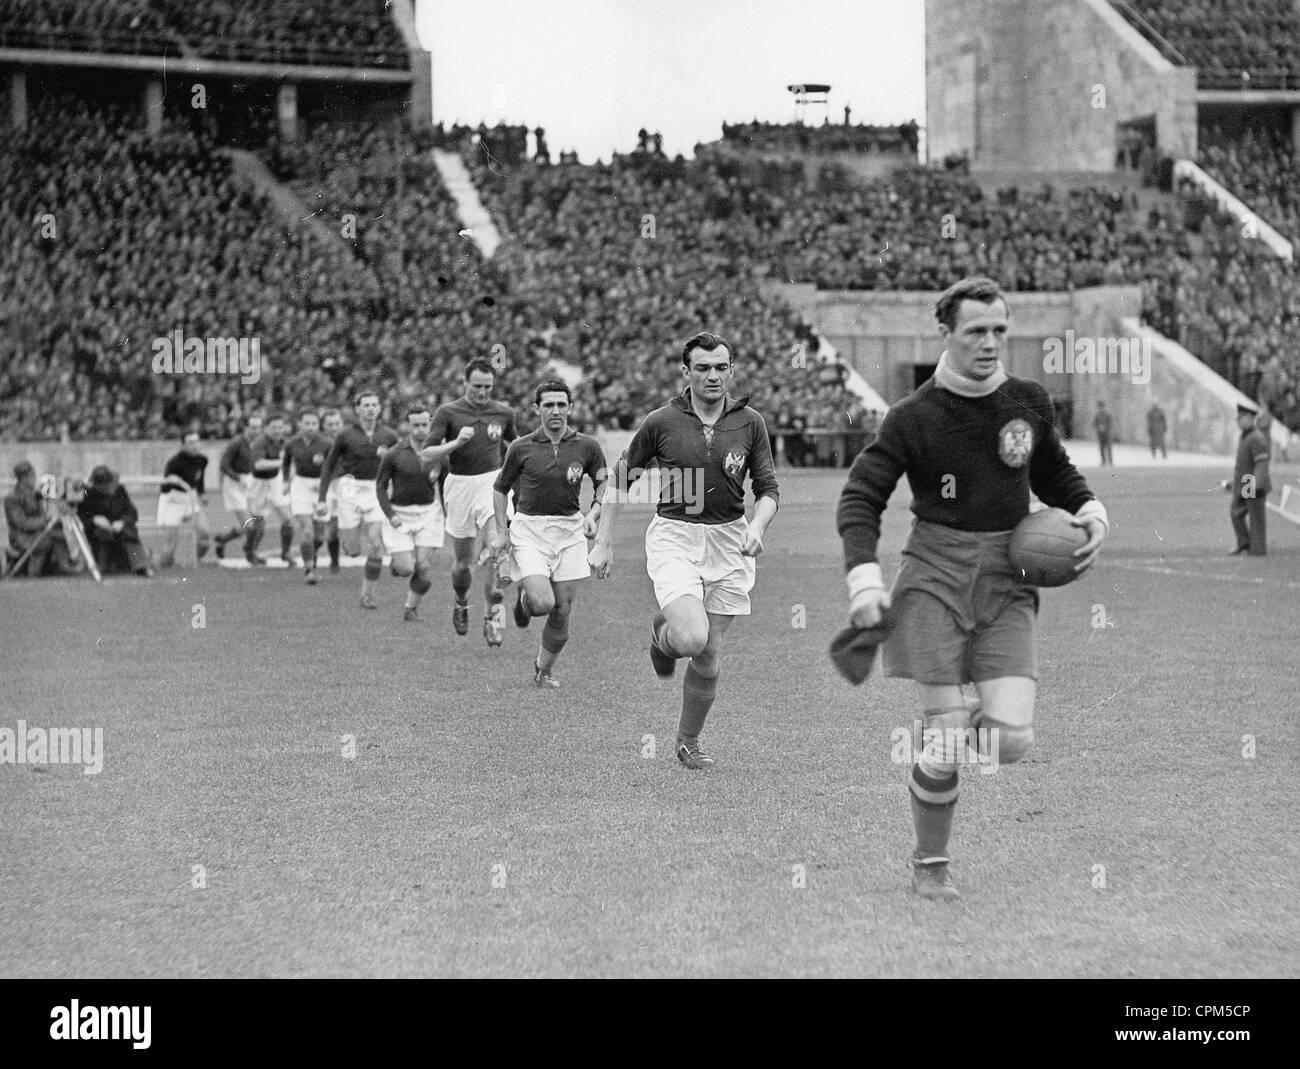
[0,0,1296,1007]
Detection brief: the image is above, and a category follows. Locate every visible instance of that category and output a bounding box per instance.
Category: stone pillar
[143,76,163,135]
[9,69,27,131]
[277,82,298,144]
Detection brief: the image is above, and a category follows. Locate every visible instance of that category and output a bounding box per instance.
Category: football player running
[588,332,779,770]
[490,379,607,687]
[316,391,400,609]
[428,359,518,646]
[836,276,1108,901]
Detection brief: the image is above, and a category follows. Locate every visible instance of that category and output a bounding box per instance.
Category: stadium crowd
[1115,0,1300,87]
[0,0,406,66]
[721,119,920,156]
[7,65,1300,442]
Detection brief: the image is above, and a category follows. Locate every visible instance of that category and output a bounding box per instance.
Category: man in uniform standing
[1228,402,1271,556]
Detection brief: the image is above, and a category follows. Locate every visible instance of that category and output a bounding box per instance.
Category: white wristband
[846,562,886,601]
[1075,499,1110,533]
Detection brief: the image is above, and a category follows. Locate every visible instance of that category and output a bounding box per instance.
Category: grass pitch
[2,465,1298,977]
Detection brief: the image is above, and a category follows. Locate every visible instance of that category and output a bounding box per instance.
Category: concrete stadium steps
[224,149,356,254]
[432,150,503,258]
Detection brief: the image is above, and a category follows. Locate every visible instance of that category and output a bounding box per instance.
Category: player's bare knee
[917,706,973,776]
[977,717,1034,765]
[391,558,414,578]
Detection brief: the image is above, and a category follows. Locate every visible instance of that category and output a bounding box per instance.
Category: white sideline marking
[1110,560,1300,590]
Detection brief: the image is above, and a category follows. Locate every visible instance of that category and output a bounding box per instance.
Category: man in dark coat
[77,465,153,576]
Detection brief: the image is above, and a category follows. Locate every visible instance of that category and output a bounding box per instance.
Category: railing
[0,26,175,55]
[1107,0,1190,65]
[0,27,408,69]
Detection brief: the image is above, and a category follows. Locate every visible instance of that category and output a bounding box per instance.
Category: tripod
[1,506,102,582]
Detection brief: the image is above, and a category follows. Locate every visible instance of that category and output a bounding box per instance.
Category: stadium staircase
[431,150,504,258]
[224,148,374,274]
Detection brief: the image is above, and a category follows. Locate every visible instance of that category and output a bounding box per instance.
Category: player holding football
[836,276,1109,901]
[428,359,518,646]
[375,403,475,621]
[588,332,779,769]
[490,378,607,687]
[317,391,400,609]
[156,430,211,567]
[282,410,333,584]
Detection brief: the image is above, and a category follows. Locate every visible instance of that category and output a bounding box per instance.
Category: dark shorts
[882,519,1039,685]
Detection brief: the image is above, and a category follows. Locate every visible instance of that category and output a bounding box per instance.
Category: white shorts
[510,512,589,582]
[383,502,445,553]
[324,478,341,519]
[156,489,198,527]
[645,514,756,616]
[443,470,498,540]
[221,474,252,514]
[338,476,384,529]
[289,476,320,517]
[248,476,291,518]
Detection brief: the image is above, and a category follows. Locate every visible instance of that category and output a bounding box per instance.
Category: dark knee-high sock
[538,615,568,671]
[452,569,471,604]
[245,520,262,554]
[909,765,959,860]
[300,538,316,570]
[327,520,340,564]
[363,557,381,596]
[216,526,240,544]
[678,662,718,739]
[279,521,294,558]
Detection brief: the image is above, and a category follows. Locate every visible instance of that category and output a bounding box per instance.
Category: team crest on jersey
[486,422,503,441]
[566,462,583,485]
[723,451,747,478]
[997,418,1034,468]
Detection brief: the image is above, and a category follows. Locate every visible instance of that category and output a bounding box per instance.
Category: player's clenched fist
[455,426,475,445]
[740,530,764,557]
[849,586,891,629]
[588,544,612,579]
[313,501,330,522]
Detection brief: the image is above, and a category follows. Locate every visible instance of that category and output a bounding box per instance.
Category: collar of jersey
[671,389,750,420]
[933,351,1007,398]
[530,426,578,443]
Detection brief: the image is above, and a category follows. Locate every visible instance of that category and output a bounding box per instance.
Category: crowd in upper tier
[0,0,407,66]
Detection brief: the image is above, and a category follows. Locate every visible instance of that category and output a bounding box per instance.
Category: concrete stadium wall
[769,283,1289,458]
[926,0,1197,170]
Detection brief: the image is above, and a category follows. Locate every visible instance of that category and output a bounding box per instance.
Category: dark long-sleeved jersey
[837,376,1095,570]
[219,436,254,480]
[281,432,333,481]
[248,434,288,480]
[318,422,401,498]
[429,398,517,477]
[375,441,442,518]
[495,427,607,516]
[617,391,779,525]
[160,451,208,496]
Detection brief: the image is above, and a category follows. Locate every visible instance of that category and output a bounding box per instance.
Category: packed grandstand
[1,0,1299,446]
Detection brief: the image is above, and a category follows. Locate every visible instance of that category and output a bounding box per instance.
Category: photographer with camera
[77,465,153,577]
[4,461,78,577]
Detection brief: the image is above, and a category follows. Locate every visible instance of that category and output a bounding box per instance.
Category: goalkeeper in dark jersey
[836,277,1109,902]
